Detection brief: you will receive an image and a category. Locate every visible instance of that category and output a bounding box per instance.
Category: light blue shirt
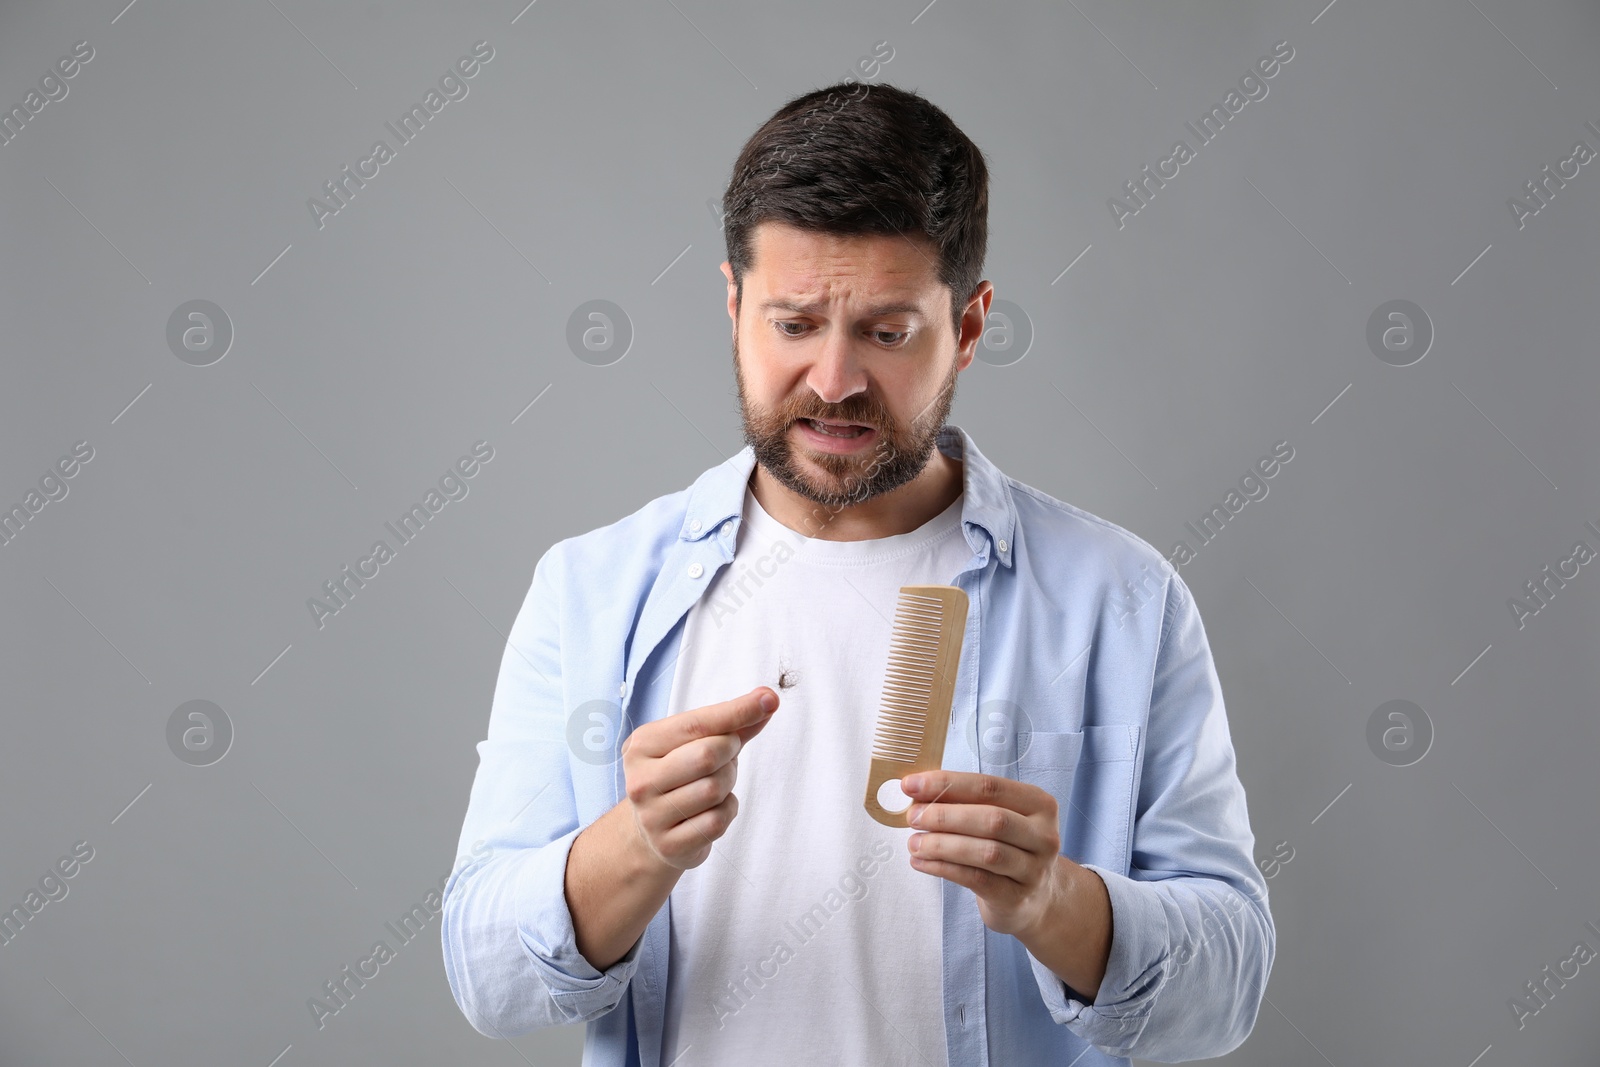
[442,425,1275,1065]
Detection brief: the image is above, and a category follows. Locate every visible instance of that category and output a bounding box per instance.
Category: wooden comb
[863,584,969,827]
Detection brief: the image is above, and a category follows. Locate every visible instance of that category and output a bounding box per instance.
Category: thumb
[734,687,779,743]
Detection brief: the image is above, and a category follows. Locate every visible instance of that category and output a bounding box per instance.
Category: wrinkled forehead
[745,221,946,316]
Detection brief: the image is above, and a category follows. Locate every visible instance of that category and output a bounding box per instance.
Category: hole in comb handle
[876,779,912,813]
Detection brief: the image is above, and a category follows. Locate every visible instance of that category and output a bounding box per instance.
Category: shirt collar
[676,423,1017,568]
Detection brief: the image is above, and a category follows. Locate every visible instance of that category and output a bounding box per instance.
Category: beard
[733,328,959,512]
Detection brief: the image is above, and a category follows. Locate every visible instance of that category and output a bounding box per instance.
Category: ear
[954,281,994,371]
[720,261,738,334]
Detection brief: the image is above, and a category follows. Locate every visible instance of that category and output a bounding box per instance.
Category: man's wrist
[1015,856,1114,1002]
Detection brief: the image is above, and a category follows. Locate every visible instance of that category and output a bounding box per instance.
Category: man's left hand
[902,769,1113,1001]
[901,770,1064,938]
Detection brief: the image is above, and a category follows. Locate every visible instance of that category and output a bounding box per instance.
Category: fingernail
[909,834,922,853]
[903,774,922,792]
[759,692,777,712]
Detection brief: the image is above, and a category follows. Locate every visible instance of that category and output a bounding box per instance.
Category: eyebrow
[760,299,925,318]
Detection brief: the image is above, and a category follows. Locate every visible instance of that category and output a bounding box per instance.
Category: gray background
[2,0,1597,1064]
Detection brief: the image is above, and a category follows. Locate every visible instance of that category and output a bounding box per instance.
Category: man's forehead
[748,222,943,307]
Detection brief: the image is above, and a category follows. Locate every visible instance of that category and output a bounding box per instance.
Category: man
[443,81,1273,1065]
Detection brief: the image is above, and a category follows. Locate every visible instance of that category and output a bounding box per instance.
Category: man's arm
[1011,856,1114,1002]
[565,802,681,971]
[441,545,647,1037]
[1028,569,1276,1061]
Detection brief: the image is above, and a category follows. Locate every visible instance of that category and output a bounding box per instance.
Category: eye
[872,329,910,346]
[773,321,808,338]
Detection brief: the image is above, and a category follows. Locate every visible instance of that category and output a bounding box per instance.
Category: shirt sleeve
[440,543,644,1037]
[1027,569,1276,1060]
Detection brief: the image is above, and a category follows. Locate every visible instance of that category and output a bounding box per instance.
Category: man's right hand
[620,686,780,871]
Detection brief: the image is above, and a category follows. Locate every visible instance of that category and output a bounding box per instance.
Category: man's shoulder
[1004,473,1177,584]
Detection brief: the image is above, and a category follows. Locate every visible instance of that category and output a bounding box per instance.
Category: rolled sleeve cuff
[515,824,644,1022]
[1027,864,1171,1052]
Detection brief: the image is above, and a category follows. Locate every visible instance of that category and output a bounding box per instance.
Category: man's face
[725,221,985,513]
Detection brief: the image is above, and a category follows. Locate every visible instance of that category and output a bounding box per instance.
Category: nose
[805,327,868,406]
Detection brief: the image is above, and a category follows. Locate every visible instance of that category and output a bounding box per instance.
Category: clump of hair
[719,80,989,339]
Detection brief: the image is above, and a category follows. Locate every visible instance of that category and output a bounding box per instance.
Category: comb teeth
[870,592,956,763]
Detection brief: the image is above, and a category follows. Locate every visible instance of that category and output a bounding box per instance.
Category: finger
[908,830,1033,883]
[660,790,739,858]
[732,706,779,746]
[907,854,1019,897]
[648,732,743,795]
[906,801,1047,854]
[901,770,1050,818]
[630,688,778,759]
[638,757,738,831]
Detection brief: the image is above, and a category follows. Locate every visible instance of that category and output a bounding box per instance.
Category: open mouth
[799,418,872,439]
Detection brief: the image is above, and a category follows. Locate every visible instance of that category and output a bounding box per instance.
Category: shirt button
[998,539,1008,553]
[688,518,703,533]
[687,562,704,579]
[618,682,626,697]
[720,522,733,537]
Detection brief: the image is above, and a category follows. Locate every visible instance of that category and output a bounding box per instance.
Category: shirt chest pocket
[1015,725,1139,875]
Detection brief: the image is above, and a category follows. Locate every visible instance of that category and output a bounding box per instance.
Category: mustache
[791,409,884,427]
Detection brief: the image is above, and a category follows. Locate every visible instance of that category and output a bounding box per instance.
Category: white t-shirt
[659,483,971,1067]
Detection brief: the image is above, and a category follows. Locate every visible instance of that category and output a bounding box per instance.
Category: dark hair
[721,81,988,338]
